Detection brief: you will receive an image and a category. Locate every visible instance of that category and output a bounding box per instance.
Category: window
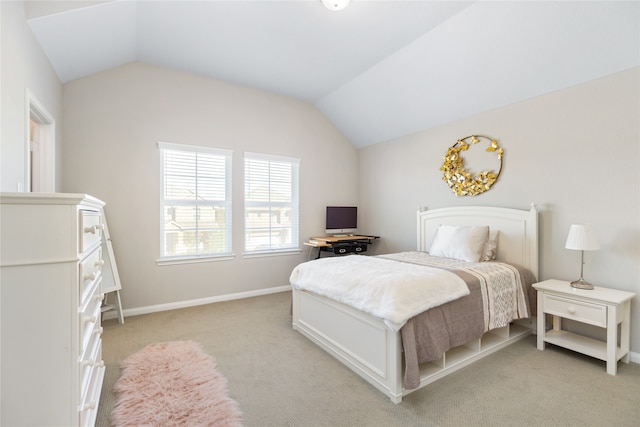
[158,142,232,260]
[244,152,300,254]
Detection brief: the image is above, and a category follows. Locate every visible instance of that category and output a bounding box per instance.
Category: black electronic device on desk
[329,241,368,255]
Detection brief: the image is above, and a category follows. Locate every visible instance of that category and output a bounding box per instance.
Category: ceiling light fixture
[322,0,350,12]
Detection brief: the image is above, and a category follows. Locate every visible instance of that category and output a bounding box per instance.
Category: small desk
[304,235,379,259]
[534,279,635,375]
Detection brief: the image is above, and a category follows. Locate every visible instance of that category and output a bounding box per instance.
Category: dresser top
[0,192,104,208]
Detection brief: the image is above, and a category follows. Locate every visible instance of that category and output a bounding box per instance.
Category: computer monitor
[325,206,357,235]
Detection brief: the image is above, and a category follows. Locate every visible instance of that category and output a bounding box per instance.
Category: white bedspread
[289,255,469,331]
[381,251,530,331]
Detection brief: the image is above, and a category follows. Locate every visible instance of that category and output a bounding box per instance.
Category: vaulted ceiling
[27,1,639,147]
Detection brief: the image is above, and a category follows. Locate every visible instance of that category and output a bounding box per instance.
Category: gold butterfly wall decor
[440,135,503,196]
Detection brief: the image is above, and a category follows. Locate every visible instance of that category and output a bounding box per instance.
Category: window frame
[243,152,300,256]
[157,141,233,265]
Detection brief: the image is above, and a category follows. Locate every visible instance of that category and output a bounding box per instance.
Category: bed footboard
[292,288,404,403]
[292,288,532,403]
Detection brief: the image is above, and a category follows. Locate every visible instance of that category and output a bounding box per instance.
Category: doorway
[26,90,55,193]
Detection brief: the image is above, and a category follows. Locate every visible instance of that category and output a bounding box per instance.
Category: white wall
[0,1,62,192]
[358,68,640,354]
[61,62,358,310]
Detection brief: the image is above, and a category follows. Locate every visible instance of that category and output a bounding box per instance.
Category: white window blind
[159,142,232,260]
[244,152,300,253]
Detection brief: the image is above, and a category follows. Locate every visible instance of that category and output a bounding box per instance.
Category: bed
[290,205,538,403]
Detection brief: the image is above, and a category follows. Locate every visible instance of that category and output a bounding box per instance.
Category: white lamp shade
[565,224,600,251]
[322,0,350,11]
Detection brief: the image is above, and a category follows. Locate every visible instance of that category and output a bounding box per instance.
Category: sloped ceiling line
[27,1,639,147]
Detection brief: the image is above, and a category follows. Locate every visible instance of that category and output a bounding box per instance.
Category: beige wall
[0,1,63,192]
[358,67,640,354]
[4,0,639,358]
[61,62,358,310]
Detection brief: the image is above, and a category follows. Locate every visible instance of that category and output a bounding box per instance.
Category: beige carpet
[98,291,640,426]
[110,340,242,426]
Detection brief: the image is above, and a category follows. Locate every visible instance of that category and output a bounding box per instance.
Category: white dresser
[1,193,106,426]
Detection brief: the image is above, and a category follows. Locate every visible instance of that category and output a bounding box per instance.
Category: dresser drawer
[543,294,606,327]
[79,247,103,306]
[79,334,103,404]
[79,210,102,254]
[80,278,103,351]
[79,357,104,427]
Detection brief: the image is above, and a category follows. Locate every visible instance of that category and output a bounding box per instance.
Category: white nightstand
[533,279,635,375]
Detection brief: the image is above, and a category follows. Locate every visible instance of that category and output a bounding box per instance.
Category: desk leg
[307,246,322,261]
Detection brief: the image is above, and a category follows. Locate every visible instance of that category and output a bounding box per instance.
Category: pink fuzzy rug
[110,341,243,426]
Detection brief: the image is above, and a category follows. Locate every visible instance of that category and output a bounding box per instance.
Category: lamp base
[570,278,594,290]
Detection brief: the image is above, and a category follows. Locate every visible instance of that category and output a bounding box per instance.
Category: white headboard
[417,205,538,279]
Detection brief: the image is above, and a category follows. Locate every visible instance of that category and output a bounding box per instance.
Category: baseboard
[102,285,291,320]
[102,292,640,365]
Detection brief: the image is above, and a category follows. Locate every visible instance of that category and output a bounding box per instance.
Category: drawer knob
[84,225,98,234]
[95,293,105,301]
[82,359,105,368]
[93,327,104,335]
[83,273,96,281]
[568,306,577,315]
[95,260,105,268]
[80,402,96,411]
[83,316,96,324]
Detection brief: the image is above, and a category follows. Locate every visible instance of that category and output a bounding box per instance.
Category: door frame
[25,89,55,192]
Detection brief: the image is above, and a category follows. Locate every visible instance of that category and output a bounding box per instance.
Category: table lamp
[565,224,600,289]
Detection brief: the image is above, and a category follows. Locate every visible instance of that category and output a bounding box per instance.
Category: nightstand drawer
[543,294,606,327]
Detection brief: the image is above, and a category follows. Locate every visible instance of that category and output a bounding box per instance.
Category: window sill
[156,254,235,266]
[242,249,301,259]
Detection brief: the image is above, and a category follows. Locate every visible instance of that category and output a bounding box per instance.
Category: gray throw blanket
[400,265,536,389]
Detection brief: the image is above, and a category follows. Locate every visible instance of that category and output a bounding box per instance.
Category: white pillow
[481,229,499,261]
[429,225,489,262]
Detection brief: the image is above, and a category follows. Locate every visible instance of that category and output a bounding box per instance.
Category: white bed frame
[291,205,538,403]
